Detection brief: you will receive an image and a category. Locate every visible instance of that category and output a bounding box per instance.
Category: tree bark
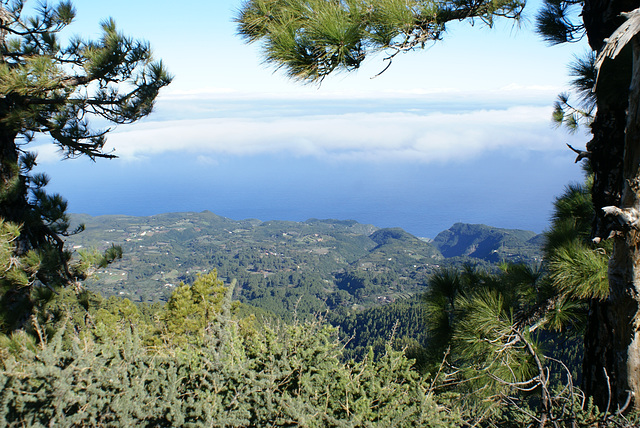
[617,34,640,408]
[0,98,30,254]
[583,34,640,412]
[623,34,640,408]
[581,0,640,412]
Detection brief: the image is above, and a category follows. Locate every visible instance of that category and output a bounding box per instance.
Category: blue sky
[33,0,589,237]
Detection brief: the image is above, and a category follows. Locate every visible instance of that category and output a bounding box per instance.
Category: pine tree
[161,271,227,343]
[237,0,640,411]
[0,1,171,329]
[236,0,524,82]
[537,0,640,410]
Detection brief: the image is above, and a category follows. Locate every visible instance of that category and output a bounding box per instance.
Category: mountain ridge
[432,222,542,263]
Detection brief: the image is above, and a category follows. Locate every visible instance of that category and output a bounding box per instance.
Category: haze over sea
[56,153,582,240]
[42,93,586,239]
[32,0,588,239]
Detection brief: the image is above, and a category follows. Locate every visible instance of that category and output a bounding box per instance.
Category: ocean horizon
[54,150,585,239]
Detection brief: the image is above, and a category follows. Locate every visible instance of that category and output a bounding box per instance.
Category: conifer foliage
[237,0,640,412]
[0,1,171,330]
[236,0,524,82]
[0,270,460,427]
[418,176,620,424]
[537,0,640,408]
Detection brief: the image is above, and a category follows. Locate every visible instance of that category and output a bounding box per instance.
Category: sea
[46,149,585,239]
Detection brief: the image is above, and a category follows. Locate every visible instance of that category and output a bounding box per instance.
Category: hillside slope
[67,213,543,318]
[432,223,542,264]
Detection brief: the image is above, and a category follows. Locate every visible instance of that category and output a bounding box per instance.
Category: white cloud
[158,84,562,104]
[94,105,574,163]
[30,93,584,166]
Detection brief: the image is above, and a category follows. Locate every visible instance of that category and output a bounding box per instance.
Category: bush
[0,296,460,427]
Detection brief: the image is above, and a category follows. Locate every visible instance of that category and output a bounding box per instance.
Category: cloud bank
[33,93,583,165]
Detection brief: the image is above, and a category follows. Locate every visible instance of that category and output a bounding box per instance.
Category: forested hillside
[67,212,542,320]
[432,222,543,262]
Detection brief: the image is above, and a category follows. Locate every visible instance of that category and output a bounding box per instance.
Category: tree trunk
[619,35,640,408]
[0,100,30,254]
[583,35,640,412]
[579,0,640,411]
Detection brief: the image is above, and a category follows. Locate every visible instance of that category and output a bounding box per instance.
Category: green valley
[67,211,543,320]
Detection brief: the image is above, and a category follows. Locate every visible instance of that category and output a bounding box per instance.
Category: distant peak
[369,227,416,245]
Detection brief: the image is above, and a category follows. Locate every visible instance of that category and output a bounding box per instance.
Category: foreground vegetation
[1,268,638,427]
[0,272,458,427]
